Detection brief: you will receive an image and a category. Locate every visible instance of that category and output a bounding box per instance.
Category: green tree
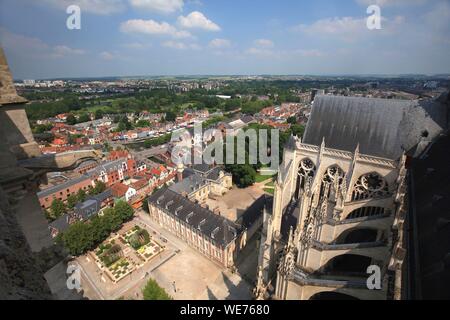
[89,181,106,196]
[67,194,79,209]
[290,124,305,138]
[117,117,133,131]
[287,116,297,125]
[226,164,256,188]
[50,199,66,219]
[78,113,90,123]
[66,114,77,125]
[76,189,87,202]
[61,222,94,256]
[142,279,172,300]
[94,109,104,120]
[32,123,53,134]
[135,119,150,127]
[165,111,177,122]
[114,201,134,221]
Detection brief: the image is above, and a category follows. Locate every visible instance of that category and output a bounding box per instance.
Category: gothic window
[320,165,345,198]
[297,159,316,191]
[322,165,344,184]
[352,172,389,201]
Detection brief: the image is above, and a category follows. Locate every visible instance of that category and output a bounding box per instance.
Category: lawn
[263,188,275,195]
[255,173,275,183]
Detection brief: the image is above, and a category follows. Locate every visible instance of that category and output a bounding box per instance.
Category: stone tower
[0,48,100,299]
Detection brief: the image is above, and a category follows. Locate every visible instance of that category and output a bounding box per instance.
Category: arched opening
[295,158,316,199]
[345,206,387,220]
[320,254,372,276]
[320,165,345,199]
[309,291,359,300]
[352,172,389,201]
[334,228,378,244]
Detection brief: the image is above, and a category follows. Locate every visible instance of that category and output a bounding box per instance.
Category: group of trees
[223,122,305,188]
[142,279,172,300]
[143,133,172,149]
[32,123,53,134]
[57,201,134,256]
[44,182,107,221]
[66,113,91,125]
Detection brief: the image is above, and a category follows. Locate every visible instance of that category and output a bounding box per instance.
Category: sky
[0,0,449,79]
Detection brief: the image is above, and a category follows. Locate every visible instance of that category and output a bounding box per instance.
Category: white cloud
[120,19,192,38]
[122,42,152,49]
[41,0,126,15]
[162,40,201,50]
[52,45,85,58]
[129,0,184,14]
[177,11,221,31]
[99,51,122,60]
[245,47,274,56]
[254,39,274,48]
[209,38,231,48]
[291,16,404,42]
[0,28,86,59]
[294,49,325,57]
[293,17,365,38]
[355,0,426,7]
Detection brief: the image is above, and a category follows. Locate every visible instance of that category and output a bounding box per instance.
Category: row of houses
[38,155,166,209]
[45,163,177,237]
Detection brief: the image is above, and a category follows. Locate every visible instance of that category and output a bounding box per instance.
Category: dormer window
[175,206,183,216]
[211,227,220,239]
[186,212,194,223]
[165,200,174,209]
[198,219,206,230]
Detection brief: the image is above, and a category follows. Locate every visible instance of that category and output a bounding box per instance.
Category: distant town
[8,74,447,300]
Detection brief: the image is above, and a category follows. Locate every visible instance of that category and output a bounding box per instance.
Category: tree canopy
[59,201,134,256]
[142,279,172,300]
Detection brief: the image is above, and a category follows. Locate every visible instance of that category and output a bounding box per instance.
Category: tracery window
[298,159,316,190]
[320,165,345,198]
[352,172,389,201]
[322,165,344,184]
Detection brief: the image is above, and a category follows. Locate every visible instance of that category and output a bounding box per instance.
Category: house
[37,175,93,209]
[48,189,114,238]
[74,189,113,220]
[111,182,136,202]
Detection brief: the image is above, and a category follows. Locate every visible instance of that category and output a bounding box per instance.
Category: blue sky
[1,0,449,79]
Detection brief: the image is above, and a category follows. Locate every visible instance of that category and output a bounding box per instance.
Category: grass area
[263,188,275,195]
[255,173,275,183]
[265,181,275,187]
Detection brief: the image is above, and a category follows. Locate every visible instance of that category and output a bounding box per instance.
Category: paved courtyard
[75,210,254,300]
[205,185,266,221]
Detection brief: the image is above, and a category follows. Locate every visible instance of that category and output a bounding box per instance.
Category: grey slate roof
[86,158,126,177]
[49,214,70,233]
[75,199,99,220]
[148,188,241,247]
[241,115,256,124]
[303,95,448,160]
[37,175,90,198]
[169,173,208,195]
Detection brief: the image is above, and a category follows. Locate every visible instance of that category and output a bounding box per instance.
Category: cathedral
[255,94,449,300]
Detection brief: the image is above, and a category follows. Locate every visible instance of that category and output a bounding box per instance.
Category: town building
[148,188,242,268]
[37,175,93,209]
[48,189,113,238]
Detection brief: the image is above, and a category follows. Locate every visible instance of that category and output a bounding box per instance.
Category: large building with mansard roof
[254,93,449,300]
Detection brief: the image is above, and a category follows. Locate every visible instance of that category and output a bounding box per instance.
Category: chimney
[177,162,184,182]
